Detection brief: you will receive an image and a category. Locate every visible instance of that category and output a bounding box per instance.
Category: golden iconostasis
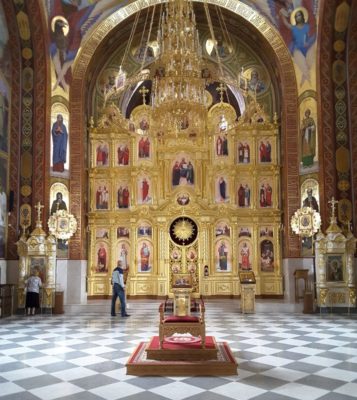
[87,100,283,298]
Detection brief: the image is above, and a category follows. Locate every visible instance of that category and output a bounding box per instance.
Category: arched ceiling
[84,2,282,113]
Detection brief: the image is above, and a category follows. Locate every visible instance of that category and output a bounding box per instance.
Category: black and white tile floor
[0,300,357,400]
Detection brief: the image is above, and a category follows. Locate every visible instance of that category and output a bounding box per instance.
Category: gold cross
[34,201,44,223]
[328,197,338,218]
[216,82,226,103]
[139,85,149,105]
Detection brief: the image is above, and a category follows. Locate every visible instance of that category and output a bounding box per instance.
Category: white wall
[5,259,87,305]
[282,257,315,302]
[0,259,7,283]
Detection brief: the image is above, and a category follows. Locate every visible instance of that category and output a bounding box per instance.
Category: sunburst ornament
[290,207,321,237]
[170,217,198,246]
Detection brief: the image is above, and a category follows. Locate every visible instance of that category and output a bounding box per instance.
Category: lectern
[239,271,256,313]
[172,274,193,316]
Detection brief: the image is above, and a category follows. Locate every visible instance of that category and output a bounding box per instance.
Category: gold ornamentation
[86,0,284,298]
[19,204,31,230]
[326,197,342,233]
[48,209,77,240]
[151,0,208,135]
[349,288,356,306]
[173,219,194,241]
[319,288,328,306]
[330,292,346,304]
[290,207,321,237]
[20,185,32,197]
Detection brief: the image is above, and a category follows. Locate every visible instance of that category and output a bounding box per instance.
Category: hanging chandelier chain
[215,4,233,107]
[151,0,208,135]
[215,5,232,53]
[120,9,140,69]
[215,3,242,93]
[138,6,150,56]
[204,1,223,77]
[140,4,156,71]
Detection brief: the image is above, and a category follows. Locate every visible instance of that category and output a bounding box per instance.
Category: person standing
[240,242,250,270]
[119,243,128,270]
[300,109,316,167]
[117,186,123,208]
[265,140,272,162]
[96,144,103,166]
[144,137,150,158]
[243,142,250,163]
[244,184,250,207]
[141,178,149,203]
[97,243,107,272]
[111,261,130,317]
[259,140,266,162]
[96,186,103,209]
[140,242,150,271]
[219,177,227,202]
[52,114,68,173]
[122,186,130,208]
[238,184,245,207]
[218,241,228,270]
[238,142,244,163]
[216,135,222,155]
[265,183,273,207]
[25,268,42,316]
[172,161,181,186]
[138,137,145,158]
[186,161,194,184]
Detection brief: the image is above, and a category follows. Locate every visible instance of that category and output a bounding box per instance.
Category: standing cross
[139,85,149,105]
[328,197,338,218]
[34,201,44,223]
[216,83,227,103]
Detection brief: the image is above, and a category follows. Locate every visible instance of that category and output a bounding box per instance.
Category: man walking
[111,261,130,317]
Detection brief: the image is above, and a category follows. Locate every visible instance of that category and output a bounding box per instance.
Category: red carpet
[146,335,218,361]
[126,336,238,376]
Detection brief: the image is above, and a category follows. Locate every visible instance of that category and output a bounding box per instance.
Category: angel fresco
[49,0,128,92]
[250,1,317,87]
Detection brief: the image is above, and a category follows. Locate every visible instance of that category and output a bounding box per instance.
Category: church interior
[0,0,357,398]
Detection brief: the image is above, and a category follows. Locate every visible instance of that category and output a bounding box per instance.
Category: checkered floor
[0,300,357,400]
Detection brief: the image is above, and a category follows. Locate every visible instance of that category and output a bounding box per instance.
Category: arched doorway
[70,0,300,298]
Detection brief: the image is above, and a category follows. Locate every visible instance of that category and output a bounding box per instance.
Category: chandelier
[102,0,238,133]
[151,0,208,134]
